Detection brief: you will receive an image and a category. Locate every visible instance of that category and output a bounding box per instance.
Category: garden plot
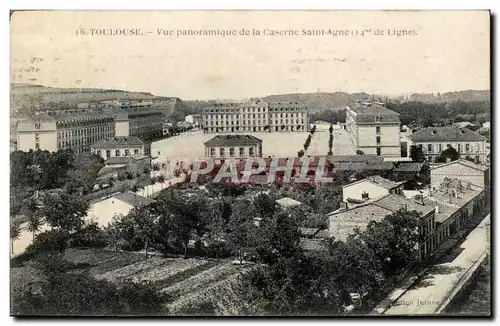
[160,262,243,299]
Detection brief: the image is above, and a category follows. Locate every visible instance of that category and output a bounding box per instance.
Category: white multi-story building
[345,101,401,157]
[202,98,308,133]
[408,126,487,163]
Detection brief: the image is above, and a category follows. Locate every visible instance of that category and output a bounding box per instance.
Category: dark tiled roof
[348,101,399,116]
[394,162,425,172]
[105,155,149,165]
[408,127,486,142]
[327,155,384,163]
[92,136,144,148]
[113,191,156,208]
[204,134,262,147]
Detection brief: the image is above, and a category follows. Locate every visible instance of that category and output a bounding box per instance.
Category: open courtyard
[151,128,356,166]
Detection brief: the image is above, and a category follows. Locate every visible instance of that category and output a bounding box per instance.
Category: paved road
[384,214,490,315]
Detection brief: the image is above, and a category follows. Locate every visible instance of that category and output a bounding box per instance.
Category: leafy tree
[253,193,278,219]
[359,209,420,275]
[24,229,70,256]
[227,199,257,263]
[356,150,364,156]
[409,145,425,162]
[39,191,89,232]
[254,211,302,265]
[435,146,460,163]
[10,220,22,242]
[297,150,305,158]
[329,123,334,134]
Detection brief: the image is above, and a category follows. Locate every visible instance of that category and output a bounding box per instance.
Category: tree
[254,210,302,265]
[359,209,420,275]
[227,199,257,263]
[297,149,305,158]
[129,207,158,258]
[435,146,460,163]
[329,123,334,134]
[253,193,277,219]
[39,191,89,232]
[409,145,425,162]
[22,197,44,242]
[356,150,364,156]
[24,229,70,256]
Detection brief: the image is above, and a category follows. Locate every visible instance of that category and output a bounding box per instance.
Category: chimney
[399,204,407,212]
[415,194,424,205]
[446,157,451,163]
[435,205,439,215]
[339,202,348,211]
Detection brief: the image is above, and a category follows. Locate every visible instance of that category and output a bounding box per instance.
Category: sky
[10,10,490,100]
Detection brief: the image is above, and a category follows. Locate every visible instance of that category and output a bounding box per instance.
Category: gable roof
[344,175,400,190]
[204,134,262,147]
[408,127,486,142]
[431,159,489,172]
[92,136,144,148]
[113,191,156,208]
[394,162,425,172]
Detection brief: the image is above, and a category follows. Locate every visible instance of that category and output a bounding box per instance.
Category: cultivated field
[60,248,248,313]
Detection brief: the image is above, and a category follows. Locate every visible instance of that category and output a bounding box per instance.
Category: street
[383,214,490,315]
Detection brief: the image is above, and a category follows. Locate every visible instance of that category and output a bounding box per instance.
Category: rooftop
[344,175,400,190]
[105,155,149,166]
[92,136,144,148]
[431,159,489,172]
[276,197,302,207]
[204,134,262,147]
[394,162,426,172]
[408,126,486,142]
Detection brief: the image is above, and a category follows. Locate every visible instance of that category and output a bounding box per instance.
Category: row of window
[205,125,304,133]
[424,143,482,154]
[209,147,257,157]
[205,113,306,120]
[95,149,141,158]
[58,125,114,139]
[206,107,305,114]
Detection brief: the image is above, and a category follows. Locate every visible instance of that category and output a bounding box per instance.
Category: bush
[25,230,70,256]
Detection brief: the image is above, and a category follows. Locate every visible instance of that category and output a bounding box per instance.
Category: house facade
[408,127,487,163]
[430,159,490,190]
[91,136,146,160]
[204,134,263,164]
[342,175,403,203]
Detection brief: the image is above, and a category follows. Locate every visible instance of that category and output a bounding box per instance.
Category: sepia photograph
[9,10,491,317]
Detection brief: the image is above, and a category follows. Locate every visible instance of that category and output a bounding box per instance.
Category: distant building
[408,126,487,163]
[328,193,436,260]
[185,114,203,126]
[453,121,475,129]
[202,98,308,133]
[16,107,162,154]
[345,101,401,158]
[342,175,403,203]
[430,159,489,190]
[204,134,262,164]
[91,136,146,160]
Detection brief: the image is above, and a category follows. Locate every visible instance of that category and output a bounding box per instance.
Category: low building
[204,134,262,164]
[430,159,489,190]
[408,126,487,163]
[425,178,486,247]
[342,175,403,203]
[185,114,203,126]
[86,192,156,227]
[328,193,437,260]
[91,136,146,160]
[97,155,151,182]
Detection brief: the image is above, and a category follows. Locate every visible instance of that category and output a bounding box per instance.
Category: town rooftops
[408,126,486,142]
[92,136,144,148]
[426,178,484,223]
[430,159,489,172]
[113,191,156,208]
[344,175,401,190]
[204,134,262,147]
[394,162,426,172]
